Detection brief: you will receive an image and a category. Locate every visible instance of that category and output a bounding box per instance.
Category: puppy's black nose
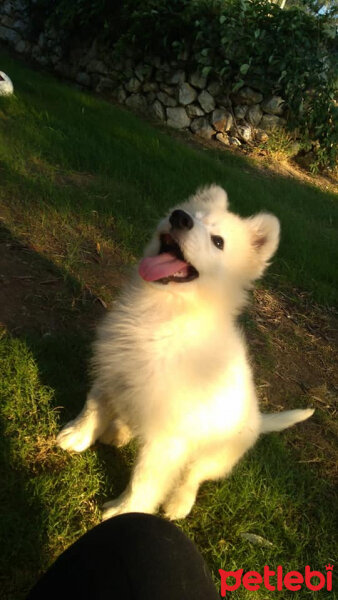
[169,209,193,230]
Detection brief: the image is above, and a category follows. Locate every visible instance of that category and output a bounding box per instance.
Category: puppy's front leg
[57,386,107,452]
[102,438,186,520]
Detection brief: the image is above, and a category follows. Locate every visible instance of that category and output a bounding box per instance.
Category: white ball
[0,71,14,96]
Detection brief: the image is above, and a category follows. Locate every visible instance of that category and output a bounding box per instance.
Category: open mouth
[138,233,199,284]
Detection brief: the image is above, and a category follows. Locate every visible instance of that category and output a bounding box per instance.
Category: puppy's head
[138,185,280,295]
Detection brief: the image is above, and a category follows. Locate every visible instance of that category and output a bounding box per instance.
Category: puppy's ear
[246,213,280,279]
[207,185,228,211]
[196,185,228,211]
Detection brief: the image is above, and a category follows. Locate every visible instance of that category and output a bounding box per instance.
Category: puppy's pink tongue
[139,252,188,281]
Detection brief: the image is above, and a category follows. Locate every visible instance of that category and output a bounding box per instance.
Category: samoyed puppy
[57,185,313,520]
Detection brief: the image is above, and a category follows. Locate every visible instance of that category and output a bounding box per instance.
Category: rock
[159,83,175,96]
[189,71,207,89]
[76,71,91,87]
[149,56,161,68]
[45,26,58,40]
[51,54,61,66]
[2,1,12,15]
[15,39,30,53]
[161,62,171,73]
[261,95,285,115]
[142,81,158,93]
[38,32,45,48]
[125,93,147,113]
[166,106,191,129]
[168,70,186,85]
[207,80,222,96]
[191,117,215,139]
[216,94,231,109]
[125,77,141,93]
[1,16,14,28]
[140,64,153,81]
[133,63,153,82]
[246,104,263,127]
[229,137,242,146]
[146,92,156,104]
[216,132,230,146]
[237,123,253,142]
[0,25,21,45]
[36,54,49,67]
[255,129,269,143]
[186,104,205,118]
[123,58,134,70]
[87,59,108,75]
[155,69,164,83]
[116,86,127,104]
[211,109,233,132]
[234,105,248,120]
[177,48,189,61]
[54,62,73,79]
[134,63,145,81]
[95,77,115,93]
[234,86,263,105]
[13,0,28,12]
[157,91,177,107]
[289,141,301,157]
[260,114,285,130]
[149,100,165,121]
[198,90,215,113]
[178,82,197,106]
[13,19,28,34]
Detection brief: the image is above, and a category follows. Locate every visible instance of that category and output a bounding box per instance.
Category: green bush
[29,0,337,171]
[28,0,126,43]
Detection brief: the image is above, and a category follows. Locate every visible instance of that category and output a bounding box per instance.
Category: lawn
[0,50,337,599]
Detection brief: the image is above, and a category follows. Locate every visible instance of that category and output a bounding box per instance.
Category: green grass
[0,50,337,599]
[0,52,337,306]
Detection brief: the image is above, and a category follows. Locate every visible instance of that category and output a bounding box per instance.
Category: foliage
[28,0,126,43]
[119,0,337,170]
[28,0,337,169]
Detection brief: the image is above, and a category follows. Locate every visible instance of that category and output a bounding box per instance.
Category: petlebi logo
[219,564,333,596]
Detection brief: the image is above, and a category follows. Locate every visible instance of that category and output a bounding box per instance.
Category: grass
[0,49,337,599]
[0,53,337,306]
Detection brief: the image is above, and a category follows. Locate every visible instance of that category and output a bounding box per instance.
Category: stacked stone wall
[1,0,290,150]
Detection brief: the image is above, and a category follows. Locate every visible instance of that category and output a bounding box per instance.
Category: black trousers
[27,513,220,599]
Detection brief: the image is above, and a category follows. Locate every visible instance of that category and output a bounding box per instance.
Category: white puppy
[57,185,314,520]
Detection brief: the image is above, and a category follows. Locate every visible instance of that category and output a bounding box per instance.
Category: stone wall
[0,0,288,149]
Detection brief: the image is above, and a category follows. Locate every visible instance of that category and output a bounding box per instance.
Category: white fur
[0,71,14,96]
[57,185,314,520]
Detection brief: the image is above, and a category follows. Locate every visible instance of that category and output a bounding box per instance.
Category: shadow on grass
[0,416,47,599]
[0,228,335,599]
[0,223,132,598]
[1,47,337,305]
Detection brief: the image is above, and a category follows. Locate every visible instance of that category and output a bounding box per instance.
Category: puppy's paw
[102,497,128,521]
[163,494,195,520]
[99,421,132,448]
[56,420,93,452]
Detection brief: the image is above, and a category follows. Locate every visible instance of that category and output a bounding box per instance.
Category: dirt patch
[164,125,338,195]
[27,156,96,189]
[0,223,107,334]
[246,288,338,482]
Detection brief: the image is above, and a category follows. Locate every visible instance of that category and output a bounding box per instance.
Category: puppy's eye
[211,235,224,250]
